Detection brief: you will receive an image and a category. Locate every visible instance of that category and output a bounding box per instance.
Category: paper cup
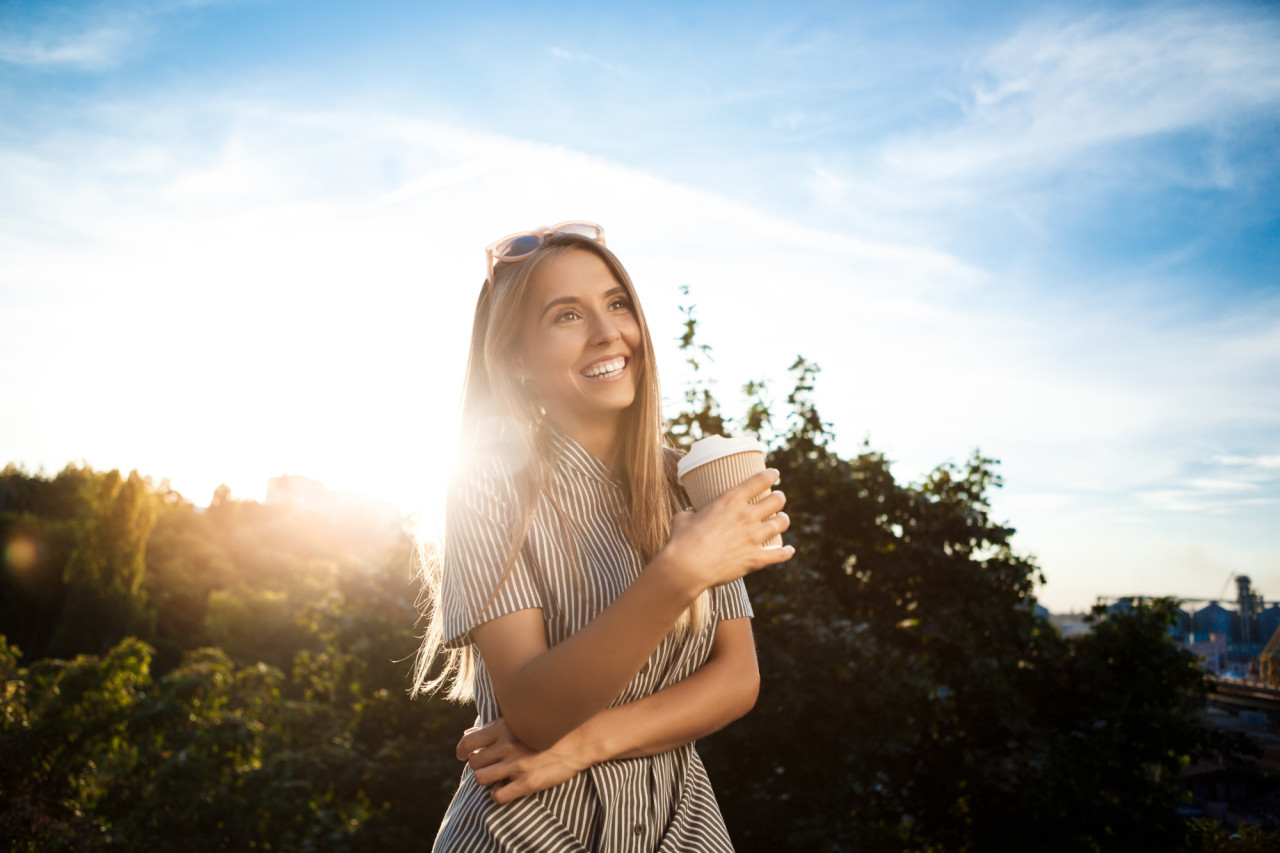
[677,435,782,548]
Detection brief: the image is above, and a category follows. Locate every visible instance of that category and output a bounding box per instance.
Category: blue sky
[1,0,1277,611]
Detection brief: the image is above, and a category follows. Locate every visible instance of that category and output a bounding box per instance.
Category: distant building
[1107,597,1134,617]
[1260,605,1280,646]
[1187,633,1229,675]
[264,474,404,555]
[1194,602,1232,636]
[1048,611,1092,639]
[1261,626,1280,686]
[1234,575,1262,644]
[266,475,331,515]
[266,474,401,527]
[1170,606,1192,640]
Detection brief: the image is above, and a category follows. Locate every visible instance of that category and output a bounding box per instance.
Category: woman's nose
[590,312,621,345]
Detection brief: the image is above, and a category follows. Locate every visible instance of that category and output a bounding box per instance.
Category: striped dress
[433,427,753,853]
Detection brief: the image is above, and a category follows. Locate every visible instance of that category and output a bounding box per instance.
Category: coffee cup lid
[676,435,767,483]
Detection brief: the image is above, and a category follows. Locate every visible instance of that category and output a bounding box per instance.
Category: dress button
[633,824,644,836]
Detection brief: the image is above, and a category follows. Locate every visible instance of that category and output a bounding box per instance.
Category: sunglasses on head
[484,221,606,284]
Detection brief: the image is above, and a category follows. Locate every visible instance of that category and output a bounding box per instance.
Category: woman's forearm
[566,618,759,764]
[474,549,700,750]
[460,619,760,805]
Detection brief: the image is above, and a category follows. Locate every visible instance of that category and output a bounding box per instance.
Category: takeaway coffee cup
[676,435,783,548]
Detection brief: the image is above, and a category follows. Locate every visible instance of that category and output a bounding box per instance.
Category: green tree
[0,635,153,850]
[666,308,1260,851]
[141,484,236,671]
[665,288,726,450]
[1021,599,1255,851]
[49,469,157,657]
[1,467,476,850]
[1,463,97,661]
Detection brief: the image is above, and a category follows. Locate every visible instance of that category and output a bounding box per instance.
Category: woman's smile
[580,354,628,380]
[518,248,643,448]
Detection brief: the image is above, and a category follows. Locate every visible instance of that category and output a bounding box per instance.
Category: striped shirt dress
[433,428,754,852]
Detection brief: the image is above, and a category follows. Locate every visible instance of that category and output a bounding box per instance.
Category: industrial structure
[1103,575,1280,682]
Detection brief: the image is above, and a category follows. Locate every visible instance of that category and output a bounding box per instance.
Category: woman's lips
[581,356,628,380]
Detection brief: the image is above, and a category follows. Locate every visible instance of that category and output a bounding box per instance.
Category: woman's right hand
[458,717,591,805]
[662,467,794,591]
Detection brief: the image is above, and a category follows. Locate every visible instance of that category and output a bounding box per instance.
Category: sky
[1,0,1277,612]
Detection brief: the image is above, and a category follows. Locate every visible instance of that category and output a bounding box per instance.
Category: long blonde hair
[411,233,707,702]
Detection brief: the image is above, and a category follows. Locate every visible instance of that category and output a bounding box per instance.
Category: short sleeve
[440,459,544,649]
[713,577,754,621]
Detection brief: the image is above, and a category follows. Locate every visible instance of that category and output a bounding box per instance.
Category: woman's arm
[574,616,759,760]
[472,468,789,750]
[460,618,759,804]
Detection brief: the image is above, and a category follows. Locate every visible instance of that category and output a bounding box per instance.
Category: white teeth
[583,357,626,378]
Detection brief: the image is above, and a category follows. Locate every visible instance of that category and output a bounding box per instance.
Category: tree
[0,634,153,850]
[665,288,726,450]
[0,464,98,661]
[49,469,157,657]
[1,468,476,850]
[1020,599,1256,851]
[667,306,1260,851]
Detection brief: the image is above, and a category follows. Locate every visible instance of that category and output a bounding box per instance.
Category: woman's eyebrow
[540,295,580,319]
[540,287,627,319]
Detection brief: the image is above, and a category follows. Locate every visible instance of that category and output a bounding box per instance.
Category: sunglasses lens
[557,223,603,240]
[498,234,541,259]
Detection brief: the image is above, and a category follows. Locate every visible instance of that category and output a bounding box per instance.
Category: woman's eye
[555,309,581,323]
[609,298,632,312]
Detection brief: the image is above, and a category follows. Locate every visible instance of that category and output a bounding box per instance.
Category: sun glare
[4,534,39,574]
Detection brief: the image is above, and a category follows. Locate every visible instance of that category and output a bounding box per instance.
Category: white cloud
[884,6,1280,183]
[771,111,806,131]
[1187,478,1263,493]
[0,0,237,71]
[548,46,621,74]
[1214,453,1280,470]
[1137,490,1277,514]
[0,24,135,70]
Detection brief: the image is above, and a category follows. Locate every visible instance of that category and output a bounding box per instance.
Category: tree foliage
[50,468,158,657]
[0,573,472,851]
[674,311,1263,851]
[1,464,473,851]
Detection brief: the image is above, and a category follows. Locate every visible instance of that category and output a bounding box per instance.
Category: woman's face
[517,248,643,439]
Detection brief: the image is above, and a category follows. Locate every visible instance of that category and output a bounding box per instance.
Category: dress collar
[545,421,622,488]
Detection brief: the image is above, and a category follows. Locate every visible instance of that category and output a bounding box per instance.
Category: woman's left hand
[456,717,590,805]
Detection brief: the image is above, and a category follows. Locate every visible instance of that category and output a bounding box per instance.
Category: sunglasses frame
[484,221,606,284]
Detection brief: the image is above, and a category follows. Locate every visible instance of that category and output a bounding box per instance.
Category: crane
[1218,572,1237,603]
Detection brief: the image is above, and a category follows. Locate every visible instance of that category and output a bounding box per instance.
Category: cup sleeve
[440,460,543,649]
[714,577,754,621]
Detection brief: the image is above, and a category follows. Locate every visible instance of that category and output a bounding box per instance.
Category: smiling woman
[410,223,793,852]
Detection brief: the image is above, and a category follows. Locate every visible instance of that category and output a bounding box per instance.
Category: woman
[412,221,794,852]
